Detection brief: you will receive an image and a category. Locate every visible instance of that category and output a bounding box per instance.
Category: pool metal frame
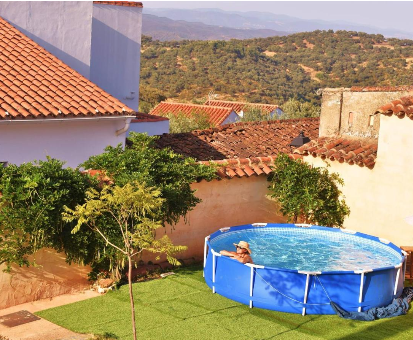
[203,223,407,315]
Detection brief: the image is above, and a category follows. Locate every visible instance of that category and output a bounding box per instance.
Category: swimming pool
[203,223,406,315]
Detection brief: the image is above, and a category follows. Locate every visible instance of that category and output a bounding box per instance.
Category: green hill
[139,30,413,108]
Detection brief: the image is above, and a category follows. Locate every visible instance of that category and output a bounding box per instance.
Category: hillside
[142,14,287,41]
[140,30,413,107]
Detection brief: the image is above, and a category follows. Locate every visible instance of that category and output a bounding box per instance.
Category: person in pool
[220,241,253,264]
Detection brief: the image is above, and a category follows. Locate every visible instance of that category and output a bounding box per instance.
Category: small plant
[87,333,118,340]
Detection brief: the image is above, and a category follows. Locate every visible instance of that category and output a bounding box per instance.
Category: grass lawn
[36,265,413,340]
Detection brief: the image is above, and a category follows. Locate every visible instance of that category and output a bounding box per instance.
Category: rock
[98,278,114,288]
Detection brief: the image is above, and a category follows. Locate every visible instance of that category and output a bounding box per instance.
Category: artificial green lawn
[36,266,413,340]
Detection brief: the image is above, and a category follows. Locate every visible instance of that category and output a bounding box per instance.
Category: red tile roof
[132,112,169,123]
[150,102,234,127]
[204,100,279,114]
[0,17,134,120]
[199,154,303,179]
[375,96,413,119]
[156,117,319,161]
[93,1,143,7]
[293,137,378,169]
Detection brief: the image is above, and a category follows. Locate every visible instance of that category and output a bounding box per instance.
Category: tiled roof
[294,137,378,169]
[199,154,303,179]
[93,1,143,7]
[150,102,234,127]
[375,96,413,119]
[0,17,134,120]
[132,112,169,123]
[204,100,279,114]
[156,117,319,161]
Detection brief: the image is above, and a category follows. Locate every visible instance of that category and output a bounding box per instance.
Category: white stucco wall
[222,111,240,125]
[0,118,131,167]
[127,120,170,137]
[0,1,93,78]
[91,4,142,111]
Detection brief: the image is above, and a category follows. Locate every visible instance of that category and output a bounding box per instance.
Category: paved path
[0,290,100,340]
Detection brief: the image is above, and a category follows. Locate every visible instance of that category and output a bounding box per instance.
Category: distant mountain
[144,8,413,40]
[142,14,288,41]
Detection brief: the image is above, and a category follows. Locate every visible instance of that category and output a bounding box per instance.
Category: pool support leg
[246,263,264,308]
[302,274,310,316]
[393,264,402,297]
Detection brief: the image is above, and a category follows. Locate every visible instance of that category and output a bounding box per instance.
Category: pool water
[210,227,402,272]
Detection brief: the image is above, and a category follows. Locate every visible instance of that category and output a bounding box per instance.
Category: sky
[143,1,413,35]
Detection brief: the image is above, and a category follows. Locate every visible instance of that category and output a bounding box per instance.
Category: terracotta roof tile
[131,112,169,123]
[204,100,279,115]
[197,154,305,179]
[150,102,234,127]
[0,16,134,120]
[294,137,378,169]
[375,96,413,119]
[156,117,319,161]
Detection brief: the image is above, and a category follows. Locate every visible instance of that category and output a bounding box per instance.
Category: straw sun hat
[233,241,252,254]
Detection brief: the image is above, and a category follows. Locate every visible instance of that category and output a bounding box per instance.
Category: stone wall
[319,88,413,138]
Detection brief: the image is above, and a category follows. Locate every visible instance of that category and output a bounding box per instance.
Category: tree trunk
[128,255,137,340]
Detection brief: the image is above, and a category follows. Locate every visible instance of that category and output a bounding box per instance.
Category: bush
[166,110,213,133]
[268,154,350,227]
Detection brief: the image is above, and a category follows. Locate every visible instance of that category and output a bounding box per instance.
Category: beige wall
[1,175,284,309]
[0,249,91,309]
[143,175,286,262]
[303,114,413,246]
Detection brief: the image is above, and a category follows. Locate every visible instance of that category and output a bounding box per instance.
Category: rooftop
[132,112,169,123]
[150,102,234,127]
[0,17,134,120]
[294,137,378,169]
[156,117,319,161]
[204,100,279,114]
[375,96,413,119]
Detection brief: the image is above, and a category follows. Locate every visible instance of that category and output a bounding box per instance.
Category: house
[204,99,283,118]
[127,112,169,137]
[150,117,319,260]
[293,86,413,246]
[0,2,145,308]
[0,16,136,167]
[149,102,239,127]
[0,1,143,111]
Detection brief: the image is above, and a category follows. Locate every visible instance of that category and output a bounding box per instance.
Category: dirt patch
[263,50,276,57]
[299,64,321,82]
[303,39,314,49]
[373,43,394,50]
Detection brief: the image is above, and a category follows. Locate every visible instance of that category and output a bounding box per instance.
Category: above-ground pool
[203,223,406,315]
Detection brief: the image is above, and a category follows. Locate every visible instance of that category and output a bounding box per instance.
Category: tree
[166,110,213,133]
[0,158,97,272]
[81,133,217,276]
[63,182,186,340]
[268,154,350,227]
[279,98,321,119]
[240,106,274,122]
